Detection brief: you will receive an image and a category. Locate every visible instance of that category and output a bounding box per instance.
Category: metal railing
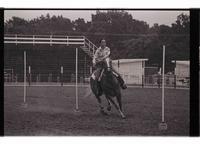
[4,34,98,58]
[4,72,189,88]
[143,75,189,88]
[4,34,85,45]
[84,37,98,57]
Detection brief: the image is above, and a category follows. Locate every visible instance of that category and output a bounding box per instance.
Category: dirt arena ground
[4,85,189,136]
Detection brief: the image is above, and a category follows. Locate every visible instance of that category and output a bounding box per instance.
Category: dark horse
[90,58,126,118]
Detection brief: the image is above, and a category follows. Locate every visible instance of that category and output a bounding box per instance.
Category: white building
[112,59,148,84]
[172,60,190,77]
[172,60,190,86]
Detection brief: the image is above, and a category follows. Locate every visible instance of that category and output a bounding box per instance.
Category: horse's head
[101,57,120,94]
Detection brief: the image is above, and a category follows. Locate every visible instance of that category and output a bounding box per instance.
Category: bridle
[97,57,111,81]
[105,57,111,71]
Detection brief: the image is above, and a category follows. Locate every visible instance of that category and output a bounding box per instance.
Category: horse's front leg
[96,96,108,115]
[106,96,125,119]
[116,94,126,118]
[106,97,111,111]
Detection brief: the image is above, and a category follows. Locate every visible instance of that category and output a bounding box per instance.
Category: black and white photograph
[198,11,200,135]
[3,9,191,136]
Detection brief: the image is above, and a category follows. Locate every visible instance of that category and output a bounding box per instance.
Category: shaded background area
[4,10,190,71]
[4,44,92,83]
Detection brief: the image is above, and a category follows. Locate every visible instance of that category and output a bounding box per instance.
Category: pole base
[159,122,168,130]
[74,108,80,113]
[21,102,28,108]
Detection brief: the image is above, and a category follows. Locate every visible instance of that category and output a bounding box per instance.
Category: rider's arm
[93,49,99,64]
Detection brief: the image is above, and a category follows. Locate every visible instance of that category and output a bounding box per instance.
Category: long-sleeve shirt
[93,46,110,63]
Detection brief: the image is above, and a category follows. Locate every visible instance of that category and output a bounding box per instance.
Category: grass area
[4,86,189,136]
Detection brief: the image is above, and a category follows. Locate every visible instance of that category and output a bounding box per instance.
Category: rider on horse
[92,39,127,90]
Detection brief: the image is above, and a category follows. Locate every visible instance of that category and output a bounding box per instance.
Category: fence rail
[4,34,86,45]
[4,34,97,58]
[4,72,189,88]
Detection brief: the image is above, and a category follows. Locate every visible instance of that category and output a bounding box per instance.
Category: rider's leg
[93,67,103,95]
[95,67,102,81]
[111,67,127,89]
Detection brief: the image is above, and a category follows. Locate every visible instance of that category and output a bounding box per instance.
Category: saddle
[91,68,118,82]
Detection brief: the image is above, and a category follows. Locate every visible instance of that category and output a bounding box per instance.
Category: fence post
[15,34,17,45]
[15,74,18,83]
[33,35,35,46]
[36,74,39,83]
[158,75,161,88]
[142,75,144,88]
[28,66,31,86]
[57,76,60,83]
[83,36,86,47]
[11,69,14,82]
[39,73,41,82]
[50,35,52,46]
[66,36,69,46]
[174,74,176,89]
[61,66,63,86]
[84,56,86,83]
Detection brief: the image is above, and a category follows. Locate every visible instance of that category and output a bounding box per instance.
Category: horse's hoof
[100,110,108,115]
[121,114,126,119]
[107,106,111,111]
[122,116,126,119]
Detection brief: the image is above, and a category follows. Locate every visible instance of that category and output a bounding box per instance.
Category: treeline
[4,10,190,72]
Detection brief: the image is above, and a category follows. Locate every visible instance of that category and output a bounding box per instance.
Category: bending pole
[23,51,27,104]
[75,48,79,111]
[159,45,167,130]
[162,45,165,122]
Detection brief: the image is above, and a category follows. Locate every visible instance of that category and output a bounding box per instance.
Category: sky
[4,10,189,27]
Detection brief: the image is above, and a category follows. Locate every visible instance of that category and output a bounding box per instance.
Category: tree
[4,17,29,34]
[72,18,89,32]
[171,13,190,34]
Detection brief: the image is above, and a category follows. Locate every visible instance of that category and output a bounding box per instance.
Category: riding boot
[111,69,127,89]
[116,76,127,89]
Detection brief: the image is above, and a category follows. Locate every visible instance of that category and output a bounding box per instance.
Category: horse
[90,57,126,119]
